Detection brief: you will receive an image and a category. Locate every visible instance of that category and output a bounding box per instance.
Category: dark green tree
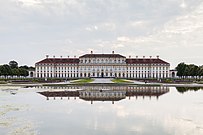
[19,65,29,69]
[198,66,203,78]
[29,66,35,70]
[1,65,12,77]
[9,61,18,69]
[176,63,187,78]
[19,68,29,77]
[11,68,20,77]
[0,65,3,76]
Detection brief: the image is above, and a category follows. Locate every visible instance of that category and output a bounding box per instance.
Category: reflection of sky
[0,87,203,135]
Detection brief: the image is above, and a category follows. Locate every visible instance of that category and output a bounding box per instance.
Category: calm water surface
[0,86,202,135]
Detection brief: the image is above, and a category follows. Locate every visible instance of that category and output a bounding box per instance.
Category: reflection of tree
[176,87,203,93]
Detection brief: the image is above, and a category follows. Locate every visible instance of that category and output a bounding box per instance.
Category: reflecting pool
[0,86,203,135]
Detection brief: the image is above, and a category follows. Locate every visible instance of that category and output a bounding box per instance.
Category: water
[0,86,203,135]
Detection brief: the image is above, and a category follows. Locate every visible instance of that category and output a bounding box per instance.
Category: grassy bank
[0,78,71,84]
[112,79,133,84]
[71,78,94,84]
[0,81,7,84]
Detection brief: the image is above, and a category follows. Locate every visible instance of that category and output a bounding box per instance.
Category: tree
[19,65,29,69]
[186,64,198,78]
[11,68,20,77]
[1,65,12,78]
[176,63,187,78]
[176,63,203,79]
[9,61,18,69]
[183,66,190,78]
[29,66,35,70]
[198,66,203,78]
[19,68,29,77]
[0,65,3,76]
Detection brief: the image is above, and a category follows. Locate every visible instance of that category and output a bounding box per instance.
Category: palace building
[35,51,170,79]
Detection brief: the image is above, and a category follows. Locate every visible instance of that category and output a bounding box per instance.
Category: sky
[0,0,203,68]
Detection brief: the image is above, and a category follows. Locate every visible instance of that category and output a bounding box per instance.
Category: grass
[71,78,94,84]
[111,79,134,84]
[136,84,162,87]
[197,81,203,84]
[0,81,7,84]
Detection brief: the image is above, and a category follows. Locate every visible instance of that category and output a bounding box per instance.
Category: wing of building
[35,51,170,79]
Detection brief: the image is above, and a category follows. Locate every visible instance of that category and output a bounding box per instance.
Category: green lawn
[111,79,133,84]
[0,81,7,84]
[71,78,94,84]
[197,81,203,84]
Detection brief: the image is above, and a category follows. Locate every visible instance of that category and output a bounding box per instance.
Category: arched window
[172,72,175,78]
[30,72,34,77]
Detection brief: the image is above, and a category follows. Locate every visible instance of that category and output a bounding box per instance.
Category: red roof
[36,58,79,64]
[126,58,169,65]
[35,57,170,65]
[79,54,126,58]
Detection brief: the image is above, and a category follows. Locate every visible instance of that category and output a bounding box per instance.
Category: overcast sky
[0,0,203,68]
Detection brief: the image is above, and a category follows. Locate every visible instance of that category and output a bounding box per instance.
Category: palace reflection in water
[1,86,203,135]
[38,86,169,104]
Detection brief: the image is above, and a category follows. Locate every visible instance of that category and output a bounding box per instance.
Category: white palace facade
[35,51,170,79]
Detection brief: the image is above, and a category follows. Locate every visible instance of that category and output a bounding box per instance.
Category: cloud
[117,36,131,42]
[0,0,203,67]
[111,44,125,49]
[180,0,187,9]
[85,25,98,31]
[113,1,203,49]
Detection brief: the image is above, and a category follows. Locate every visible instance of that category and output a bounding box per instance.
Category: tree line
[176,87,203,93]
[176,63,203,79]
[0,61,35,78]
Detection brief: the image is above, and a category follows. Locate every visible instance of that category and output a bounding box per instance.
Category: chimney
[91,51,93,54]
[157,55,159,59]
[67,56,69,58]
[46,55,49,59]
[129,55,131,58]
[136,56,138,58]
[53,55,55,58]
[60,56,62,58]
[112,51,115,54]
[150,56,152,59]
[143,56,145,59]
[74,55,76,58]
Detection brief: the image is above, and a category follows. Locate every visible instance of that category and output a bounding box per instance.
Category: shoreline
[1,82,203,88]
